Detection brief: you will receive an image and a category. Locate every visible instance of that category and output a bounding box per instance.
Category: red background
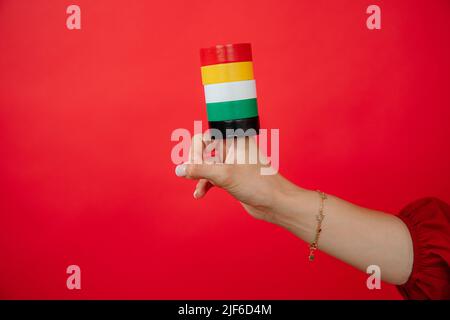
[1,0,449,299]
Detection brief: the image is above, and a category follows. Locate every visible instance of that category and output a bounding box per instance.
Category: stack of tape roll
[200,43,260,138]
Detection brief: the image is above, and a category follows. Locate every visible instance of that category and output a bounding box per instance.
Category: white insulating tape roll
[204,80,257,103]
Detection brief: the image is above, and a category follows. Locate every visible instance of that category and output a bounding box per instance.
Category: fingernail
[175,164,187,177]
[193,190,199,199]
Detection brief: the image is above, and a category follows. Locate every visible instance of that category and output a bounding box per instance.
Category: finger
[189,133,204,164]
[203,139,223,164]
[175,162,225,185]
[223,136,260,165]
[224,137,236,164]
[193,179,214,199]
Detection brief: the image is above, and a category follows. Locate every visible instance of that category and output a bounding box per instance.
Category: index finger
[189,133,204,164]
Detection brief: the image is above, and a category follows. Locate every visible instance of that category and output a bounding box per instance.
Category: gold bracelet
[308,190,327,261]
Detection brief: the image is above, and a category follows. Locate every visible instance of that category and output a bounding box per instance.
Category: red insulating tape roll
[200,43,253,66]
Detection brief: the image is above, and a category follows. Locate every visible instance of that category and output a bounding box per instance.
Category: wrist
[268,179,319,240]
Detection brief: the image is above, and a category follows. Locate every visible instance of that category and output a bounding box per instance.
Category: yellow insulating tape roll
[201,61,254,85]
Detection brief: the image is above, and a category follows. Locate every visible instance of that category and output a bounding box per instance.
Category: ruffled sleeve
[396,197,450,300]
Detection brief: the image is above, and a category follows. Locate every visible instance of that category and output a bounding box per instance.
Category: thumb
[175,162,226,185]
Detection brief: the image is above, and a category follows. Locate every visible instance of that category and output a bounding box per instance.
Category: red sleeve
[396,197,450,300]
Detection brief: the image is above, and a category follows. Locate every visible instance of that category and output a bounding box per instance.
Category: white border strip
[204,80,257,103]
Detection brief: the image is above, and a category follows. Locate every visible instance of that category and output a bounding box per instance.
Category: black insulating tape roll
[208,116,260,138]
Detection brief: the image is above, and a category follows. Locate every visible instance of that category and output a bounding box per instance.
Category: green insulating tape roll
[206,98,258,122]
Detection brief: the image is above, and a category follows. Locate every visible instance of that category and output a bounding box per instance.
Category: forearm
[269,177,414,285]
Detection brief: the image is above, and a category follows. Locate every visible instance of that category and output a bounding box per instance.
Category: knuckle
[215,165,233,186]
[186,164,197,178]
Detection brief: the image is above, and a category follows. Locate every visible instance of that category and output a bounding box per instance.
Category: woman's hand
[175,134,294,220]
